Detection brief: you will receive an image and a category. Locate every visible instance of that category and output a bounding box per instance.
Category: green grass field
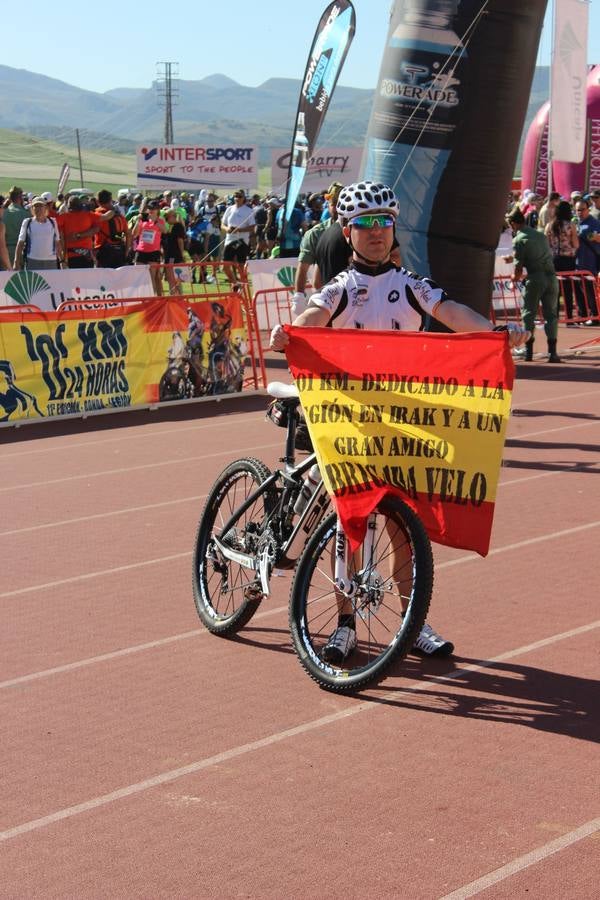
[0,128,272,198]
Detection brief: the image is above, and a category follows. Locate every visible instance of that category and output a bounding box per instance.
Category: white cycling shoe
[321,625,357,665]
[414,623,454,657]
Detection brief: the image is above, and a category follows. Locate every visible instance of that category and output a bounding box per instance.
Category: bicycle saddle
[267,381,300,400]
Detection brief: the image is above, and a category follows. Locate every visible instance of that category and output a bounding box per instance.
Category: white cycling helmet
[336,181,399,222]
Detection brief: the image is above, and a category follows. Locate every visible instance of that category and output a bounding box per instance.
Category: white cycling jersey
[309,261,448,331]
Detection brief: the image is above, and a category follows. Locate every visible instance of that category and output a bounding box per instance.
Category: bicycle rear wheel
[193,457,275,635]
[289,497,433,692]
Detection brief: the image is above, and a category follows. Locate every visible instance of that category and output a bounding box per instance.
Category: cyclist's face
[346,217,394,263]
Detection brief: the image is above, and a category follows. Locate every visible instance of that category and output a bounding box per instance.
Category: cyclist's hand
[270,323,289,352]
[494,323,530,347]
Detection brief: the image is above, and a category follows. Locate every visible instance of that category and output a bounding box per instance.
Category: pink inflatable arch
[523,65,600,196]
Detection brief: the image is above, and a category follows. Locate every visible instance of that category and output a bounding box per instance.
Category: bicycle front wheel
[193,457,275,635]
[289,497,433,692]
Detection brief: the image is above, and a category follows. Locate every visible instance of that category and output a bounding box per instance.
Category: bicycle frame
[211,390,356,597]
[211,452,331,596]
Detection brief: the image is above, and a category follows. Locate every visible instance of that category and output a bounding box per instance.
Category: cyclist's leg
[386,517,453,657]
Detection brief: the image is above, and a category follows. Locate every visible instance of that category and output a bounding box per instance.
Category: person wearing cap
[57,195,100,269]
[132,199,166,295]
[275,196,304,258]
[292,182,344,314]
[0,198,12,270]
[126,194,144,222]
[303,192,324,232]
[589,189,600,222]
[3,187,30,265]
[265,198,280,254]
[14,197,64,270]
[573,198,600,323]
[221,190,255,274]
[116,189,131,217]
[538,192,560,231]
[504,207,561,361]
[40,191,58,219]
[93,190,130,268]
[252,197,269,260]
[524,194,542,230]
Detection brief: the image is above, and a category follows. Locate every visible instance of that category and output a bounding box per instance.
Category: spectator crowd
[0,183,341,288]
[1,182,599,327]
[505,186,600,327]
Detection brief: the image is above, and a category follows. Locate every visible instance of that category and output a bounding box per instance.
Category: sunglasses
[350,214,395,229]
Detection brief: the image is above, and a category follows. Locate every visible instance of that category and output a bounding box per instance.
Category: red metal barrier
[249,287,295,387]
[147,261,251,301]
[555,270,600,326]
[492,271,600,328]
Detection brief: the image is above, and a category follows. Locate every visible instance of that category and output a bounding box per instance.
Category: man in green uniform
[291,181,344,315]
[505,208,561,363]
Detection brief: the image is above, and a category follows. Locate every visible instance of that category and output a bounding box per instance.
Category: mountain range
[0,64,550,166]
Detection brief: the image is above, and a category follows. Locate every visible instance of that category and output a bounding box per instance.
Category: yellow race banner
[0,296,248,424]
[284,326,515,557]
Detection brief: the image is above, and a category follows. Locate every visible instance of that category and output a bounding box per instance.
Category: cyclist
[270,181,529,664]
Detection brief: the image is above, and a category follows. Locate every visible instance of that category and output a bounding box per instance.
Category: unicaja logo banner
[4,271,51,305]
[0,269,152,312]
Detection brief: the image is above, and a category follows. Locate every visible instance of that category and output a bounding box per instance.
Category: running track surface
[1,339,599,898]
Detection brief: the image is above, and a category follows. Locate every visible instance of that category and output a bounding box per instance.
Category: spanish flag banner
[284,326,515,557]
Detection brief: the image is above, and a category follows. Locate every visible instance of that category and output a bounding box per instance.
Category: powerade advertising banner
[136,145,258,190]
[0,267,153,312]
[362,0,547,318]
[284,327,514,557]
[283,1,356,230]
[0,297,249,425]
[271,147,361,194]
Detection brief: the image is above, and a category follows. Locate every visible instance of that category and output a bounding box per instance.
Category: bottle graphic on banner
[285,111,310,224]
[363,0,466,277]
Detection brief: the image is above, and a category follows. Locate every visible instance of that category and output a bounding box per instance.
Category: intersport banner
[0,296,248,424]
[285,327,514,556]
[136,144,258,190]
[550,0,588,163]
[283,1,356,231]
[0,267,153,312]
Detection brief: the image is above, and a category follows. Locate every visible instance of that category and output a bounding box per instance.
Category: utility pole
[75,128,84,186]
[156,62,179,145]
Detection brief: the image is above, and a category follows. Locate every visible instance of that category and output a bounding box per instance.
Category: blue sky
[3,0,599,93]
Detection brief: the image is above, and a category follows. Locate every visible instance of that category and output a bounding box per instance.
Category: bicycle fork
[334,513,377,596]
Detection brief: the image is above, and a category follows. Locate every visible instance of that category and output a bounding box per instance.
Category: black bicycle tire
[289,496,434,692]
[193,456,275,635]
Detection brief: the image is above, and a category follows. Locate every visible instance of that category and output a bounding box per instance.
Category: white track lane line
[1,520,598,686]
[0,441,280,493]
[0,602,287,689]
[1,410,597,501]
[1,619,598,845]
[0,446,591,539]
[439,817,600,899]
[0,387,597,463]
[0,411,261,460]
[0,552,191,600]
[0,495,206,538]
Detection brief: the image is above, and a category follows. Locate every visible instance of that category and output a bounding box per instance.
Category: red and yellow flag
[284,326,515,556]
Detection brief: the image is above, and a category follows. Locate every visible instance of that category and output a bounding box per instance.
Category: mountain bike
[192,382,434,692]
